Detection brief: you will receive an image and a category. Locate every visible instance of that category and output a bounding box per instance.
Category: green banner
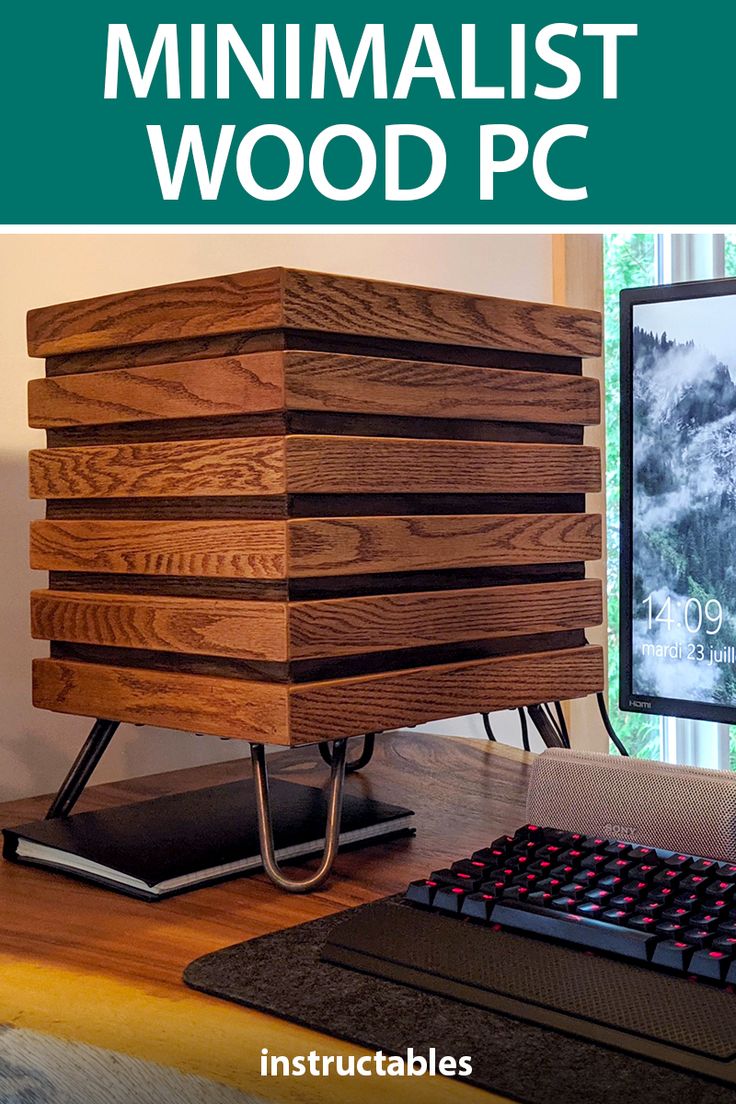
[0,2,723,224]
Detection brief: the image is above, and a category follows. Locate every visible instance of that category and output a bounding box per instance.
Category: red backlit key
[652,940,693,971]
[405,879,440,907]
[689,948,733,981]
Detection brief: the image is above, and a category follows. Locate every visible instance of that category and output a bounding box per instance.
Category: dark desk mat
[184,896,736,1103]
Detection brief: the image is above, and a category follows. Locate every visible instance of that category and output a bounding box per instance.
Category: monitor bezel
[620,276,736,724]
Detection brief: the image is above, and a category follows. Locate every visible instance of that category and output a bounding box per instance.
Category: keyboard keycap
[653,868,682,886]
[551,895,577,912]
[713,935,736,954]
[690,912,721,932]
[655,920,685,939]
[434,886,469,913]
[452,858,493,879]
[647,887,676,905]
[663,853,692,870]
[627,915,658,933]
[610,894,637,912]
[527,891,554,908]
[681,874,709,891]
[478,878,507,898]
[628,847,656,862]
[652,940,693,971]
[559,883,587,900]
[535,877,564,894]
[662,906,692,922]
[576,902,605,919]
[584,888,611,905]
[489,835,515,854]
[690,859,718,875]
[605,841,631,857]
[492,902,658,961]
[604,858,633,876]
[471,846,508,865]
[601,908,629,925]
[557,850,584,868]
[622,881,649,900]
[405,879,441,907]
[430,868,474,888]
[630,863,658,881]
[580,853,608,872]
[635,901,662,918]
[689,949,732,981]
[581,836,607,852]
[461,892,497,921]
[572,869,599,887]
[706,880,735,900]
[682,928,712,948]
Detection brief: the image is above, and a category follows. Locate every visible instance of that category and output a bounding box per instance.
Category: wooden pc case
[26,268,604,888]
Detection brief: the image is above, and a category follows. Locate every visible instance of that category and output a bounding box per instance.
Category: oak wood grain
[28,353,285,427]
[32,645,603,745]
[30,515,600,580]
[288,579,603,658]
[29,437,287,499]
[27,267,601,359]
[32,657,289,743]
[31,589,289,662]
[29,580,601,662]
[30,520,287,579]
[284,350,601,425]
[30,435,600,500]
[30,350,600,429]
[287,513,602,577]
[284,436,601,495]
[27,268,285,357]
[289,645,604,743]
[281,269,602,357]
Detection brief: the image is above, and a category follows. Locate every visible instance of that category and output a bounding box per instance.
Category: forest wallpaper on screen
[632,308,736,707]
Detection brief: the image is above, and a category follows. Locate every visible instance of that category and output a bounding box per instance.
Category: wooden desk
[0,731,531,1103]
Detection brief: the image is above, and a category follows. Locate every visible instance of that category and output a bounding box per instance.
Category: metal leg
[45,719,119,819]
[250,739,348,893]
[319,732,376,773]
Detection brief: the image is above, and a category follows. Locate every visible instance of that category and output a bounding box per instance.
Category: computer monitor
[620,277,736,724]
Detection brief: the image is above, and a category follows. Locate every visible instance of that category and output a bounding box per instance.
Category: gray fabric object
[0,1025,263,1104]
[184,896,736,1104]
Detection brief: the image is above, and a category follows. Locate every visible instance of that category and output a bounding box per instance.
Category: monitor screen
[621,278,736,724]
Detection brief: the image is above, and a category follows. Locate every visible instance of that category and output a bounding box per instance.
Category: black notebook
[2,779,414,900]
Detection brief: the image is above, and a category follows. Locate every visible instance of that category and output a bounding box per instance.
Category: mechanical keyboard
[404,823,736,984]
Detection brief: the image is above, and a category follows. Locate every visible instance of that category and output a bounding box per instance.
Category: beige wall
[0,232,584,801]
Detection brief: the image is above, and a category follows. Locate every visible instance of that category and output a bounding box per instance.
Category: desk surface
[0,731,531,1104]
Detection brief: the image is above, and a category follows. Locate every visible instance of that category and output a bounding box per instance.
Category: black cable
[554,701,571,749]
[526,704,565,747]
[597,691,629,756]
[518,707,530,752]
[541,701,565,744]
[318,733,377,773]
[481,713,496,741]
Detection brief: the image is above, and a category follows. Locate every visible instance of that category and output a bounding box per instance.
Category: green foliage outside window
[603,234,661,758]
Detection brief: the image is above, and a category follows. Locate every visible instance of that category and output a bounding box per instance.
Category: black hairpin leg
[250,739,347,893]
[45,718,120,819]
[319,732,376,773]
